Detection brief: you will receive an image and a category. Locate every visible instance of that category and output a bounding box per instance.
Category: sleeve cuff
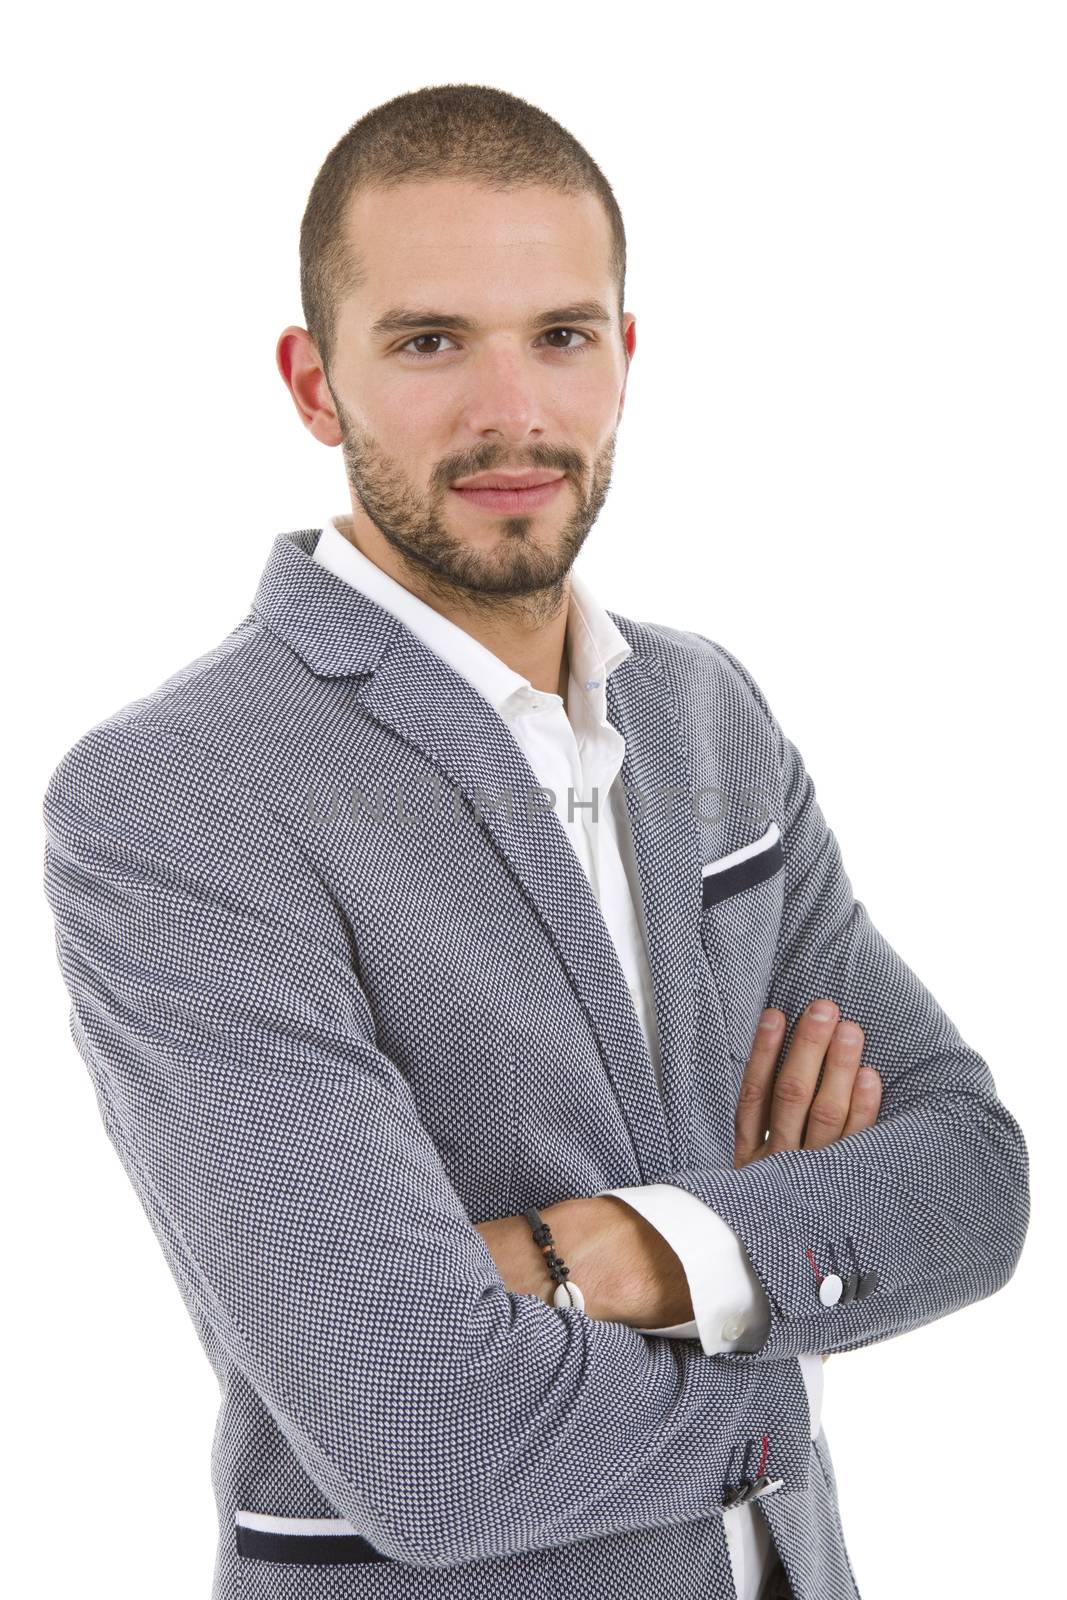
[599,1183,772,1355]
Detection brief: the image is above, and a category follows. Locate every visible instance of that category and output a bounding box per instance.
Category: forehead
[342,179,615,315]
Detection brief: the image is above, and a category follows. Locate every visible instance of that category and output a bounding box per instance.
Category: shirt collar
[312,514,632,718]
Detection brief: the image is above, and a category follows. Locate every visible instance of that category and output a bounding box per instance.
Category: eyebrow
[369,300,615,341]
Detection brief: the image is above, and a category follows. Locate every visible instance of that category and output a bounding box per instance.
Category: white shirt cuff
[599,1182,772,1355]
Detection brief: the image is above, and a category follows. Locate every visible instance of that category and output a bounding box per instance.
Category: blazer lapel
[251,529,676,1180]
[605,650,703,1172]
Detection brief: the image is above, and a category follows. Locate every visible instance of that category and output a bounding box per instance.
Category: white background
[7,3,1062,1595]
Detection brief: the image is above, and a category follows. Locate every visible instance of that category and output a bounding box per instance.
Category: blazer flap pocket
[701,821,783,908]
[235,1509,392,1565]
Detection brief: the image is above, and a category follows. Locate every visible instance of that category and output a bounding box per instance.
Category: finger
[841,1064,882,1136]
[802,1020,865,1150]
[765,998,841,1154]
[734,1009,786,1166]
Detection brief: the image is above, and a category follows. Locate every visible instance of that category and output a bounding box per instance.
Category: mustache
[435,452,584,489]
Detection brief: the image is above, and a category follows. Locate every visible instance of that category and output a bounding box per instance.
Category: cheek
[366,384,453,485]
[561,362,616,410]
[560,371,623,445]
[375,375,447,440]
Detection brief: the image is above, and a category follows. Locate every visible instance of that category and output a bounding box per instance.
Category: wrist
[524,1204,586,1309]
[539,1195,649,1322]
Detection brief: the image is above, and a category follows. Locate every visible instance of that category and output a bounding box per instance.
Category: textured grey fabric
[42,526,1029,1599]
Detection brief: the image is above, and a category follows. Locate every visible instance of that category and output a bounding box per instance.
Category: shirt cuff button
[720,1315,747,1341]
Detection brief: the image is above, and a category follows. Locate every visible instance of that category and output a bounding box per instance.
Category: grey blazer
[42,526,1030,1599]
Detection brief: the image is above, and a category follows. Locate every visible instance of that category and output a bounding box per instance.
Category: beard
[333,404,617,626]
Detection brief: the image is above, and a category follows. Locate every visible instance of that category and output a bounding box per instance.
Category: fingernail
[835,1022,862,1046]
[810,1001,835,1020]
[758,1011,781,1030]
[858,1067,880,1086]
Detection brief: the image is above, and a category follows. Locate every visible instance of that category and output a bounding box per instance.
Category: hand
[734,999,882,1169]
[736,999,881,1367]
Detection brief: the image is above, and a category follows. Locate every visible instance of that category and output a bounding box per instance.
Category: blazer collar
[252,523,644,688]
[251,527,704,1178]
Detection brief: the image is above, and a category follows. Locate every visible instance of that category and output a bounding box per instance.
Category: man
[42,84,1029,1600]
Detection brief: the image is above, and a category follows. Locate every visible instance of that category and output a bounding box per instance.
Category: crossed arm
[476,994,883,1330]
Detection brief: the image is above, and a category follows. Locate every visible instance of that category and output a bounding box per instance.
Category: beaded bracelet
[524,1207,586,1311]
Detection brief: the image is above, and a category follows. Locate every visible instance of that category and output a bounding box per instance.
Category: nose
[461,341,547,445]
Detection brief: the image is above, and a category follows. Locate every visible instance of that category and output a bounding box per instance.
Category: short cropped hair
[299,83,627,380]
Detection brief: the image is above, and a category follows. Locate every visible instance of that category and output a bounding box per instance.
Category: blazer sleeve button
[818,1273,844,1306]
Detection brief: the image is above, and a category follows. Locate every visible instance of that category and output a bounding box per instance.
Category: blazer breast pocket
[700,820,785,1063]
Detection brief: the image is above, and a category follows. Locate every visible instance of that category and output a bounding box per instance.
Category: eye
[540,327,591,353]
[400,332,460,359]
[397,327,593,361]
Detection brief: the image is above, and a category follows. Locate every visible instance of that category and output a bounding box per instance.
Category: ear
[617,314,637,423]
[276,325,345,448]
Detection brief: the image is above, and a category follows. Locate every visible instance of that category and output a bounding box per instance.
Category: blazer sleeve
[663,637,1031,1364]
[43,719,814,1570]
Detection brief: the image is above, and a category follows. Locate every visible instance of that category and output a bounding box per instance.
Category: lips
[450,478,566,514]
[452,472,563,490]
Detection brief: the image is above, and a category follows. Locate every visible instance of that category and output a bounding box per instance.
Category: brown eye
[400,333,459,359]
[543,328,590,352]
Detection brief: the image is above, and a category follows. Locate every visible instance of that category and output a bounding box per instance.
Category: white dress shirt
[313,513,822,1600]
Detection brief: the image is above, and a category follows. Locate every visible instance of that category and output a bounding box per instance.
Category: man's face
[322,178,635,605]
